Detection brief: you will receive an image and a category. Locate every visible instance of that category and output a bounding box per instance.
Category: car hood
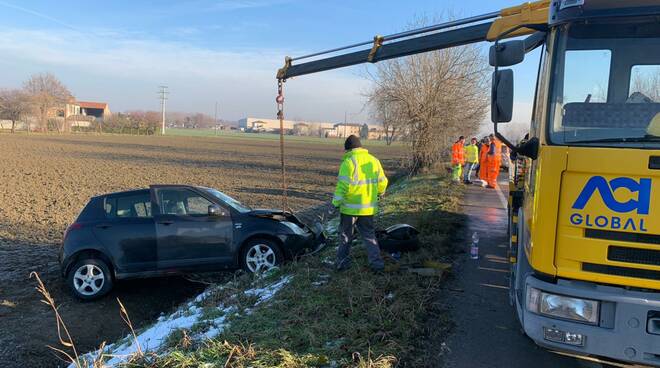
[247,209,304,225]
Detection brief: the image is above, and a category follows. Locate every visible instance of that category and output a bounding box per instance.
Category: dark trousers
[336,214,384,270]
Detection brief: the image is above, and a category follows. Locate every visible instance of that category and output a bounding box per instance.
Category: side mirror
[491,69,514,123]
[208,205,227,217]
[489,40,525,67]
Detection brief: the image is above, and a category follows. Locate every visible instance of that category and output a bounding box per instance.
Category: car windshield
[203,188,251,213]
[548,18,660,148]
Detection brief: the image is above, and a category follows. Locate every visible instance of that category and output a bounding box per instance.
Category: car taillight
[64,222,83,241]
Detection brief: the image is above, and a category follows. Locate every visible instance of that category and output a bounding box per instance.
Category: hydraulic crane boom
[277,0,550,80]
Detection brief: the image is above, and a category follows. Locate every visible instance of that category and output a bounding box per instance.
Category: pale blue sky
[0,0,539,124]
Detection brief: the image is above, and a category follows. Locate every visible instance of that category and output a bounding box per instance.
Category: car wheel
[241,239,283,273]
[67,258,113,300]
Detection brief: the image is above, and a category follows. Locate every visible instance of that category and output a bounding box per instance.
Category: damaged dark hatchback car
[59,185,325,300]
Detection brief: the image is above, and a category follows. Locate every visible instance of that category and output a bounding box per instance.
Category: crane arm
[276,0,549,80]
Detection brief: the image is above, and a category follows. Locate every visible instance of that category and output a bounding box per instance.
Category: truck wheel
[67,258,113,300]
[241,238,283,273]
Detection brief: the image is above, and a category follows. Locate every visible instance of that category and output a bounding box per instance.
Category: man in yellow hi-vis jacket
[332,135,388,271]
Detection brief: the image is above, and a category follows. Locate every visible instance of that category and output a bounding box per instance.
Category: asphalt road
[441,175,584,368]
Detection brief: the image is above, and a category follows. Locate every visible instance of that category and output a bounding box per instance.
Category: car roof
[92,185,202,199]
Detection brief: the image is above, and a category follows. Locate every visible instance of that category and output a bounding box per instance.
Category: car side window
[104,192,152,219]
[157,188,215,216]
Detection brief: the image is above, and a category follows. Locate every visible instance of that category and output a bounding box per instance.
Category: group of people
[451,134,503,189]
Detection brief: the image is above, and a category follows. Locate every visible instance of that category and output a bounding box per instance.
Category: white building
[238,117,335,133]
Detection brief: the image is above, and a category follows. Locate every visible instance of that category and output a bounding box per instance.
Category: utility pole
[214,101,218,136]
[158,86,168,135]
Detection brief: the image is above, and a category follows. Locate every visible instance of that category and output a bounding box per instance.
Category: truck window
[563,50,611,103]
[548,20,660,148]
[629,65,660,102]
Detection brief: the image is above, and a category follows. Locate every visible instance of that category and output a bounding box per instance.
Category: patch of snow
[244,276,291,305]
[71,276,291,368]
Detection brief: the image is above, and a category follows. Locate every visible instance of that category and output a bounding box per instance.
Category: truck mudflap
[522,275,660,366]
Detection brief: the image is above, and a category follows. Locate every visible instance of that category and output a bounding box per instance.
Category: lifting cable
[276,78,289,211]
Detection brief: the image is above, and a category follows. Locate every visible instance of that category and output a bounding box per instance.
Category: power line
[157,86,169,135]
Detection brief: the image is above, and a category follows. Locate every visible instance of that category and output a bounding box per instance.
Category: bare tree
[0,89,31,133]
[23,73,72,132]
[371,94,402,145]
[366,17,489,172]
[631,68,660,102]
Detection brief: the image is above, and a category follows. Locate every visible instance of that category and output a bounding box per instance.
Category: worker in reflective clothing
[463,137,479,184]
[486,134,503,189]
[451,136,466,182]
[478,137,490,186]
[332,135,388,271]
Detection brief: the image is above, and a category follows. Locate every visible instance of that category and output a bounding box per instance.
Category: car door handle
[95,224,111,229]
[158,220,174,226]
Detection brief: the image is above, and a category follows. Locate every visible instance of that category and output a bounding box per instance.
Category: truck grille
[583,263,660,281]
[608,246,660,266]
[585,229,660,245]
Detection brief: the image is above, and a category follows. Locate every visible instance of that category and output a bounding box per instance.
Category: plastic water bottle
[391,252,401,262]
[470,232,479,260]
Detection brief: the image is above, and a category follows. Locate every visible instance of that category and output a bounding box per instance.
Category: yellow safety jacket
[332,148,388,216]
[464,144,479,164]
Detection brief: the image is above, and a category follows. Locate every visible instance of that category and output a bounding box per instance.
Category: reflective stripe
[351,156,359,182]
[339,177,380,186]
[333,195,344,201]
[342,203,377,209]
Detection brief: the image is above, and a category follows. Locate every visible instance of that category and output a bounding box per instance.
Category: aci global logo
[570,176,651,232]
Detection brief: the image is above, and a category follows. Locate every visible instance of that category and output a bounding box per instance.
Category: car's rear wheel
[241,239,283,273]
[67,258,113,300]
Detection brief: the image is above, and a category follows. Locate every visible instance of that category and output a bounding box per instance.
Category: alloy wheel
[72,264,105,296]
[245,244,277,272]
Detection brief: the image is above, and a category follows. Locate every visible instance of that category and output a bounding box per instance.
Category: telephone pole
[157,86,169,135]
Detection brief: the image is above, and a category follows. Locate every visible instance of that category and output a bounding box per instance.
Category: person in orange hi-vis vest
[450,136,466,182]
[486,134,503,189]
[478,137,490,186]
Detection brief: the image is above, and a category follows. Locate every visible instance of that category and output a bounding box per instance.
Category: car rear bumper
[523,275,660,366]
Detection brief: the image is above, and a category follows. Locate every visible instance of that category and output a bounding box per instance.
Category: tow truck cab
[509,1,660,365]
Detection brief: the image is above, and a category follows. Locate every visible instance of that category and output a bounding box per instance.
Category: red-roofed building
[78,101,111,121]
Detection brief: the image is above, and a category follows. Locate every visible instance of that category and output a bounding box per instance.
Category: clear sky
[0,0,539,125]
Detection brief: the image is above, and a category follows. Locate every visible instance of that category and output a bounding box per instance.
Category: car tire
[67,258,113,300]
[240,238,283,273]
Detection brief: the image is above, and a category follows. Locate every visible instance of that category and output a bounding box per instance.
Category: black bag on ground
[377,224,420,253]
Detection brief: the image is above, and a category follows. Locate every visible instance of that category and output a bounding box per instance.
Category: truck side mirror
[489,40,525,67]
[491,69,514,123]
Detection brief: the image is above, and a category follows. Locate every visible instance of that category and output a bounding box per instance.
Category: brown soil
[0,133,405,368]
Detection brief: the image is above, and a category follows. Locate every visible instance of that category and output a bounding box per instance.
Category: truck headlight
[527,287,599,324]
[281,221,306,235]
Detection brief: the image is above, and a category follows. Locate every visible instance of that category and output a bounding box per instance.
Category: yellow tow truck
[276,1,660,365]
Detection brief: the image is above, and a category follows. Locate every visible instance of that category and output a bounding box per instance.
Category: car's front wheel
[241,239,283,273]
[67,258,113,300]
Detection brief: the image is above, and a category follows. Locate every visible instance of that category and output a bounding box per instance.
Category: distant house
[239,117,334,133]
[79,101,111,121]
[367,126,386,140]
[333,123,362,138]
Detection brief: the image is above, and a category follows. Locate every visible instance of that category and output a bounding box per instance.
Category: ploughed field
[0,133,405,367]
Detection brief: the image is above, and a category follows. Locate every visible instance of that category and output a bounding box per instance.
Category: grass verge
[125,172,464,367]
